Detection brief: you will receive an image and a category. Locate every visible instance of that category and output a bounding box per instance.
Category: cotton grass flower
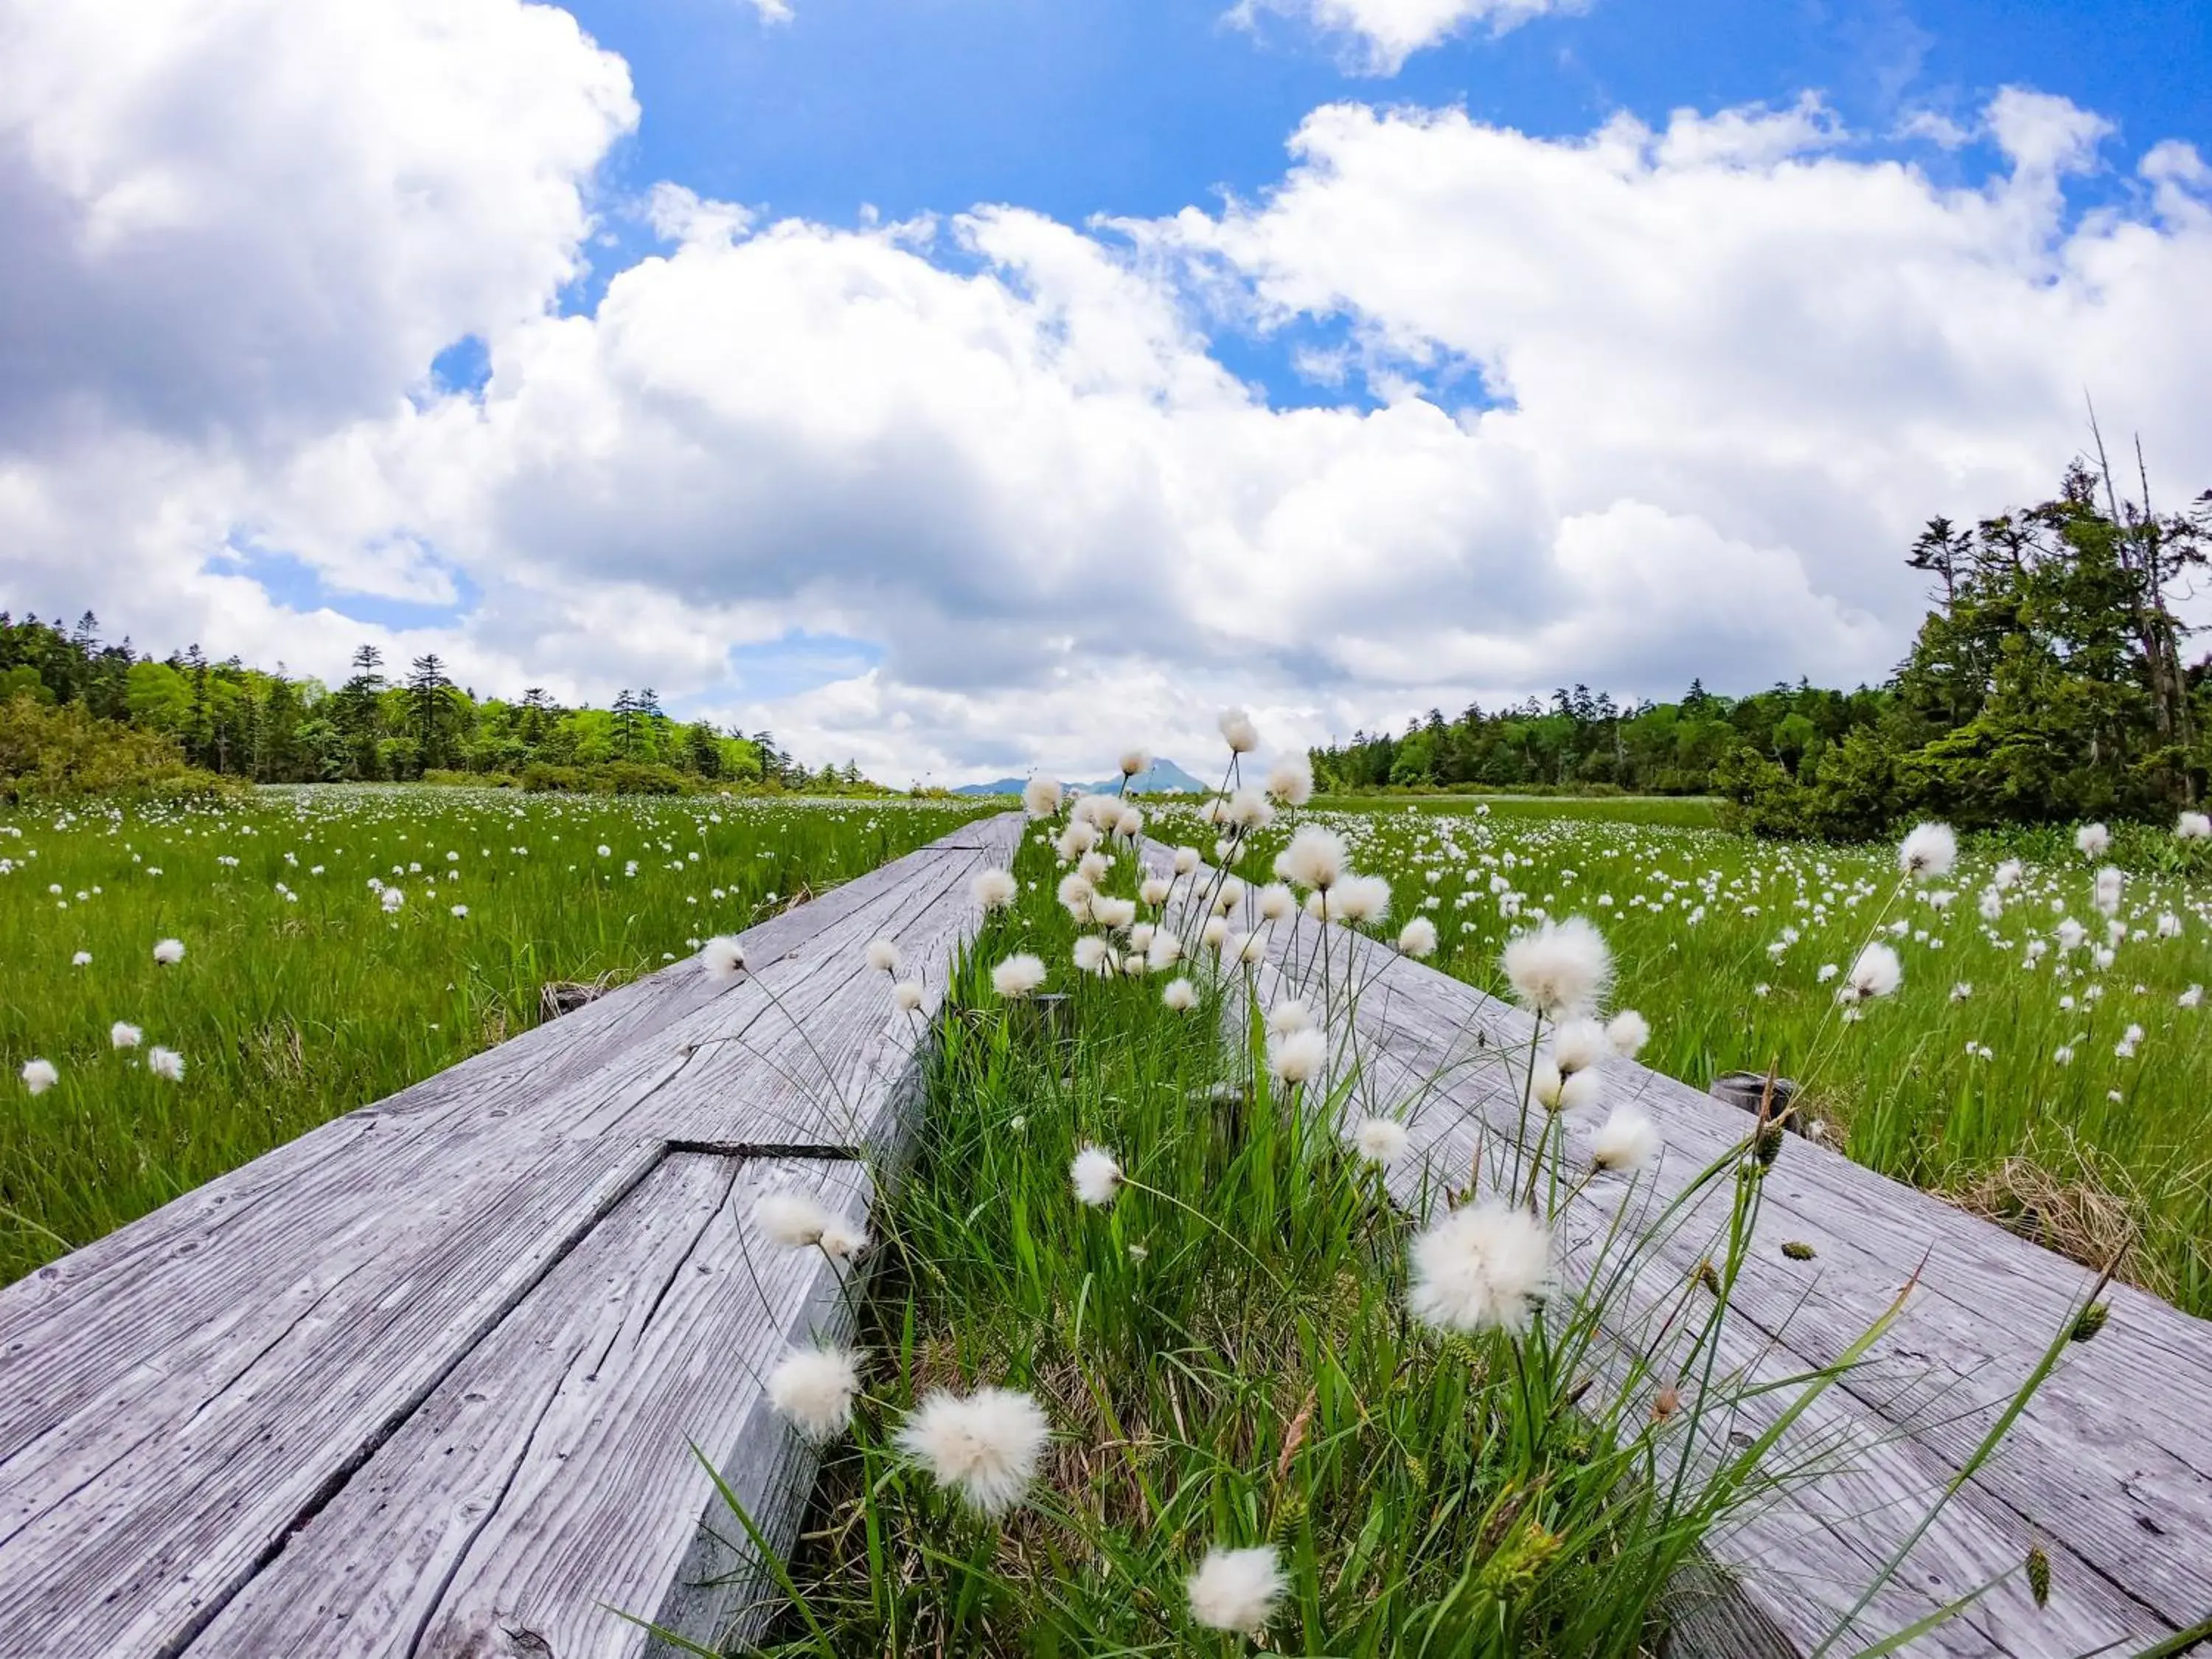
[2076,822,2112,858]
[863,938,901,974]
[1265,754,1314,806]
[1172,845,1201,876]
[1590,1106,1661,1175]
[1548,1018,1610,1076]
[110,1021,142,1049]
[700,936,746,982]
[1352,1116,1409,1164]
[1408,1201,1555,1335]
[2093,866,2124,917]
[1333,874,1391,924]
[70,950,90,967]
[894,1388,1050,1516]
[1057,871,1094,920]
[891,980,925,1013]
[1187,1545,1286,1637]
[1266,998,1313,1037]
[1842,942,1902,1003]
[1256,881,1294,922]
[1073,936,1113,977]
[1139,875,1172,906]
[152,938,185,966]
[147,1046,185,1082]
[1147,930,1183,971]
[767,1346,862,1441]
[20,1059,57,1095]
[754,1189,838,1249]
[1275,826,1346,891]
[992,953,1047,998]
[1397,916,1439,958]
[1897,821,1958,880]
[971,868,1018,910]
[1022,775,1063,819]
[1269,1027,1327,1085]
[1162,977,1197,1011]
[1500,917,1612,1020]
[1071,1146,1124,1206]
[1219,707,1260,754]
[2180,811,2212,841]
[1605,1009,1650,1057]
[1119,748,1150,778]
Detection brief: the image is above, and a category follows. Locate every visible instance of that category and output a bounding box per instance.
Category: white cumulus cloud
[4,3,2212,785]
[1231,0,1579,77]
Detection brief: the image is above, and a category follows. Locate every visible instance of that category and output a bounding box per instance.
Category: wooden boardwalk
[1194,856,2212,1658]
[0,812,1023,1659]
[1,804,2205,1657]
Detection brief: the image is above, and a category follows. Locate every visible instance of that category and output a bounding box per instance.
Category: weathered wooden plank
[0,1133,667,1656]
[188,1155,872,1659]
[1147,844,2211,1655]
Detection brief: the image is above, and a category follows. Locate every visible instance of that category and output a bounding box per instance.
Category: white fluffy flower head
[1408,1202,1555,1335]
[147,1046,185,1081]
[1187,1545,1286,1636]
[865,937,901,974]
[1397,917,1439,958]
[1897,821,1958,880]
[1843,942,1902,1002]
[1590,1106,1660,1175]
[992,953,1047,998]
[1219,707,1260,754]
[1269,1027,1328,1086]
[894,1388,1051,1516]
[768,1346,862,1441]
[1605,1009,1650,1057]
[1353,1116,1410,1164]
[1022,775,1063,819]
[20,1059,57,1095]
[971,868,1018,911]
[1161,977,1198,1012]
[1500,917,1613,1020]
[1265,755,1314,807]
[1275,826,1346,891]
[152,937,185,966]
[700,936,746,982]
[2076,822,2111,858]
[110,1020,142,1050]
[1071,1147,1124,1206]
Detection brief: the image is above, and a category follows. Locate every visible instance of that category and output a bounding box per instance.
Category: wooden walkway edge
[0,812,1024,1659]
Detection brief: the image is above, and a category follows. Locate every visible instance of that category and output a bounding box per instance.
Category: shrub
[0,695,233,802]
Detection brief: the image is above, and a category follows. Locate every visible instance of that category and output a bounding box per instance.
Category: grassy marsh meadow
[0,785,998,1281]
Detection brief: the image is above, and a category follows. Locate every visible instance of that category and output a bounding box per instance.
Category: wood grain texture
[189,1155,873,1659]
[1143,838,2212,1657]
[0,814,1022,1658]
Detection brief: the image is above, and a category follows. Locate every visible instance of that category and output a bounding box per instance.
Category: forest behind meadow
[1315,462,2211,835]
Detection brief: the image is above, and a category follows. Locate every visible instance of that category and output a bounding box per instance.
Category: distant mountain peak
[950,757,1212,797]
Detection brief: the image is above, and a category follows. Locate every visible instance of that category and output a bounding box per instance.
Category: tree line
[1311,454,2211,835]
[0,625,877,794]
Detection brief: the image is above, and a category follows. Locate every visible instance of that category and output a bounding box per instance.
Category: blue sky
[564,0,2207,239]
[538,0,2212,422]
[6,0,2212,779]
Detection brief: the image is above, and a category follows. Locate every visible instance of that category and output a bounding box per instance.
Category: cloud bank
[4,2,2212,781]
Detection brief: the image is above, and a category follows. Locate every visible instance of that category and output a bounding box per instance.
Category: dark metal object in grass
[1711,1071,1808,1136]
